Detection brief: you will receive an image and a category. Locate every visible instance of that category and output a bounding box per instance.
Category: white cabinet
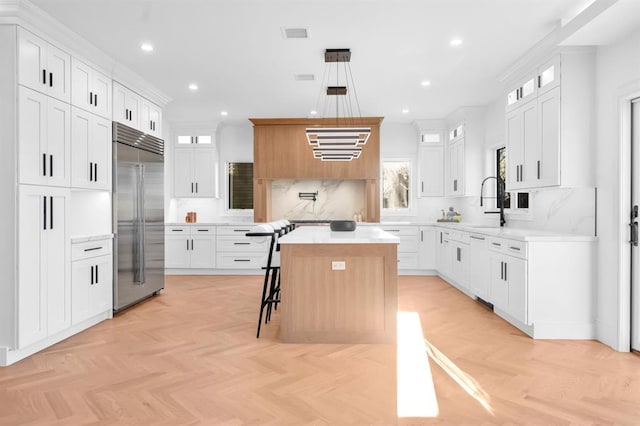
[113,82,141,129]
[379,226,420,270]
[18,185,70,348]
[506,87,559,190]
[113,82,163,137]
[17,27,71,103]
[505,51,593,190]
[446,137,465,196]
[71,107,112,191]
[71,238,113,325]
[173,148,218,197]
[140,99,162,138]
[418,226,436,270]
[468,233,491,301]
[71,58,112,119]
[418,146,444,197]
[165,226,216,269]
[216,226,268,269]
[489,249,527,324]
[18,86,71,188]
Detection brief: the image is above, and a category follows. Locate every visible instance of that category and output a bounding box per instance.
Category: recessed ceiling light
[402,109,410,114]
[421,80,431,87]
[188,83,198,91]
[140,43,154,52]
[310,110,317,115]
[450,38,463,46]
[220,111,228,116]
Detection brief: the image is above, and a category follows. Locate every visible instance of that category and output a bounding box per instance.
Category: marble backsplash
[271,180,365,220]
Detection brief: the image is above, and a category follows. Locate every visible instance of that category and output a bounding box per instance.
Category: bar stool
[246,222,282,338]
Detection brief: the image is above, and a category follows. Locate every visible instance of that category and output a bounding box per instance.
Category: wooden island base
[280,242,398,344]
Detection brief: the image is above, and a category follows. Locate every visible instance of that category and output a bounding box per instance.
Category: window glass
[228,162,253,209]
[497,147,510,209]
[382,161,410,209]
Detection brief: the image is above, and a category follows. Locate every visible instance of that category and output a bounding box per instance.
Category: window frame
[224,161,254,216]
[495,146,532,219]
[381,157,415,216]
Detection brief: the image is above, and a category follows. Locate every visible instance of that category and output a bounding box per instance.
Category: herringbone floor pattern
[0,275,639,425]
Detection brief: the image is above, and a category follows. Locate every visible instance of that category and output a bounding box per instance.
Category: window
[382,160,410,210]
[227,162,253,210]
[496,147,529,210]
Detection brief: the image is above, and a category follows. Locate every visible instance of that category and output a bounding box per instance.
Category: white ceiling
[28,0,604,124]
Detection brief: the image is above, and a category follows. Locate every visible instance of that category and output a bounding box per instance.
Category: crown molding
[0,0,172,107]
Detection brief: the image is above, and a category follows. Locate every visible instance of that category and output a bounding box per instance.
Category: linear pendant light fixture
[306,48,371,161]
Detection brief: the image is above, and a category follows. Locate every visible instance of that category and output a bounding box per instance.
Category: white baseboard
[0,311,111,367]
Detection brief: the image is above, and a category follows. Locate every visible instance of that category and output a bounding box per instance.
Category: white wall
[594,28,640,350]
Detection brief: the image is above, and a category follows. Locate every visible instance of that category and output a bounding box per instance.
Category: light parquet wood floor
[1,275,639,425]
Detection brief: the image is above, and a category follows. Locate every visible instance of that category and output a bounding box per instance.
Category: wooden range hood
[250,117,383,223]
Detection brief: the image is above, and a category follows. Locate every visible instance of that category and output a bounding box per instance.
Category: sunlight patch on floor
[397,311,439,418]
[424,338,494,415]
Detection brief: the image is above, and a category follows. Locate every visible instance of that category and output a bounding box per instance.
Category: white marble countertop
[165,222,255,226]
[278,226,400,245]
[71,233,114,244]
[433,222,596,242]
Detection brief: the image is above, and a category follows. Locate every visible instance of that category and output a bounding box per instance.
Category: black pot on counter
[330,220,356,232]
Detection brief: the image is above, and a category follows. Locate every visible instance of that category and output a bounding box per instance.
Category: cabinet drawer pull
[49,196,53,229]
[234,229,250,232]
[196,229,210,232]
[50,155,53,177]
[384,229,400,232]
[509,246,521,251]
[233,259,251,262]
[90,162,94,181]
[42,69,46,85]
[83,246,103,252]
[492,242,501,246]
[42,153,46,176]
[95,94,98,106]
[537,160,541,180]
[43,196,47,230]
[470,235,485,240]
[90,265,94,285]
[234,242,250,245]
[171,229,184,232]
[95,265,99,283]
[49,72,53,87]
[500,261,504,280]
[94,163,98,181]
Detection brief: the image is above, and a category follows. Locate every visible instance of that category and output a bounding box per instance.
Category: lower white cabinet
[468,233,490,301]
[165,225,216,269]
[489,251,527,324]
[418,226,436,269]
[71,238,113,325]
[18,185,70,348]
[216,225,268,269]
[379,225,420,270]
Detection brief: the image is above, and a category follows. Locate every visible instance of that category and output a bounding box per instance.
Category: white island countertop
[278,225,400,245]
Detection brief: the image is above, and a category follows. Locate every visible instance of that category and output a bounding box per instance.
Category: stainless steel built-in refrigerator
[113,122,165,312]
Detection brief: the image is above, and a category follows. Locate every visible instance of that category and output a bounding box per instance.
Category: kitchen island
[278,226,399,344]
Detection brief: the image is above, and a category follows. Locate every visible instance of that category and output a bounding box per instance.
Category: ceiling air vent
[282,27,309,39]
[294,74,315,81]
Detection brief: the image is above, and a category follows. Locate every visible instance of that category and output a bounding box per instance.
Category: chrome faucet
[480,176,506,227]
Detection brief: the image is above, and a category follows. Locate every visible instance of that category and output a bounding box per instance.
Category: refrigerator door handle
[139,163,146,284]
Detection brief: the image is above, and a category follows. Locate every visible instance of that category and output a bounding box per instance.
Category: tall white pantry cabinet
[0,25,114,366]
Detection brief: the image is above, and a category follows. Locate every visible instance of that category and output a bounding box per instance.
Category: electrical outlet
[332,261,346,270]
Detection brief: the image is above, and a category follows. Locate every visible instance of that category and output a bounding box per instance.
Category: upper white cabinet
[417,130,444,197]
[113,82,140,129]
[71,58,112,119]
[140,99,162,138]
[443,107,485,197]
[176,135,213,146]
[113,82,163,138]
[505,50,594,190]
[18,86,71,188]
[17,27,71,103]
[173,148,218,197]
[70,106,112,191]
